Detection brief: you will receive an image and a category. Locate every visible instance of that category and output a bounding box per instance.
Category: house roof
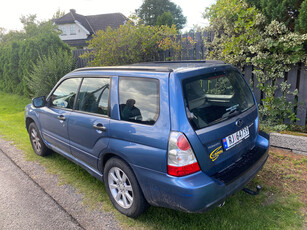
[86,13,127,32]
[53,9,128,34]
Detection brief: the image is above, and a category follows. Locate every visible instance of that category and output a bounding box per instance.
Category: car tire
[28,122,50,157]
[104,157,149,218]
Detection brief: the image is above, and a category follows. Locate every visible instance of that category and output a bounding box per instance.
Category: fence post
[252,68,262,105]
[195,32,202,60]
[296,65,307,126]
[202,31,210,59]
[181,34,188,60]
[284,65,298,124]
[188,33,194,60]
[243,65,252,85]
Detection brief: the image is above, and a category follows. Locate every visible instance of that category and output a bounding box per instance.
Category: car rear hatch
[182,68,258,176]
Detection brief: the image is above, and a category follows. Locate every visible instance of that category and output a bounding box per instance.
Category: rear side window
[50,78,81,109]
[183,70,255,130]
[75,78,110,115]
[119,77,159,125]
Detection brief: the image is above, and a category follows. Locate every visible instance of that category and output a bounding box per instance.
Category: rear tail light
[167,131,200,177]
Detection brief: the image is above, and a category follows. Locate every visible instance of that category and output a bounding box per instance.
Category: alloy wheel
[31,128,41,153]
[108,167,134,209]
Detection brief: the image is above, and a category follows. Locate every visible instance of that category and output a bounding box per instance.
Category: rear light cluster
[167,131,200,177]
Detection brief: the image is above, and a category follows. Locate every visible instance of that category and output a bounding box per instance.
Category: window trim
[118,76,160,126]
[48,77,82,111]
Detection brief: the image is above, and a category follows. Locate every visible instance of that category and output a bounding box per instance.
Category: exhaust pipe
[242,185,262,195]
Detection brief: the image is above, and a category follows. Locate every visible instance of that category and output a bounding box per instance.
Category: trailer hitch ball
[242,185,262,195]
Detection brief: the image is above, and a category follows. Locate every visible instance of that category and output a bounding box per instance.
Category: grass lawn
[0,91,306,230]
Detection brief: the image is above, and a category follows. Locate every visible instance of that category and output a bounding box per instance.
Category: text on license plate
[223,126,250,150]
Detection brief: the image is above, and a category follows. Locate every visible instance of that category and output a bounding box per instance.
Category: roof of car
[73,60,228,73]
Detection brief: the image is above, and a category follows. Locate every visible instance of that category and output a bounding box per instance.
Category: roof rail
[72,66,173,73]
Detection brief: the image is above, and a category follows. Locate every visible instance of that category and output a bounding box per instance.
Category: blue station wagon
[25,61,269,217]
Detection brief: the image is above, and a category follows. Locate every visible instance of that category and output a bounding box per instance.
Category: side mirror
[32,96,46,108]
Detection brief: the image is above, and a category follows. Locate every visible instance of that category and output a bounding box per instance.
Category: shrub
[0,19,70,96]
[27,50,75,97]
[82,22,183,66]
[204,0,307,125]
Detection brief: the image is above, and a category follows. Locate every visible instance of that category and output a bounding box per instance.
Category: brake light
[177,134,190,151]
[167,132,200,177]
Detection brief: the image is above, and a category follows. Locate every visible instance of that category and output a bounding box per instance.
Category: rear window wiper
[223,108,240,119]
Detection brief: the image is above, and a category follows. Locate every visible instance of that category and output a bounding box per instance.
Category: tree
[52,9,66,20]
[246,0,307,32]
[0,15,71,96]
[0,27,5,42]
[136,0,186,30]
[156,11,174,27]
[297,0,307,33]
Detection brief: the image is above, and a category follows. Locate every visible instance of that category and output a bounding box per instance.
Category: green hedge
[0,24,71,96]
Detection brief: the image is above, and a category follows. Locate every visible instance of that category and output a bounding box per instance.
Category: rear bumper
[132,132,269,212]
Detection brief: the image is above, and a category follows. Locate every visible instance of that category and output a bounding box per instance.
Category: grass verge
[0,91,306,229]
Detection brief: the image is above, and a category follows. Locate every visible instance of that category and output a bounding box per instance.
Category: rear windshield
[183,69,255,130]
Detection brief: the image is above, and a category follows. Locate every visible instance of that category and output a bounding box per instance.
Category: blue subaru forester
[25,61,269,217]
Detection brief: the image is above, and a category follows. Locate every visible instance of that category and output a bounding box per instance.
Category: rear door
[181,68,258,175]
[68,77,110,170]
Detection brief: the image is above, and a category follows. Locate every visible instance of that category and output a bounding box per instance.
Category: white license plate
[223,126,250,150]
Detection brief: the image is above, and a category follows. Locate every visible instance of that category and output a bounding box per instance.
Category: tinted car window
[119,78,159,125]
[183,70,255,129]
[75,78,110,115]
[50,78,81,109]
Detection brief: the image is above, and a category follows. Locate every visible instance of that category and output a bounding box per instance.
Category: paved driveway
[0,138,120,230]
[0,149,83,229]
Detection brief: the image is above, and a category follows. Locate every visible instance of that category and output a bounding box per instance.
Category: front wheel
[28,122,50,156]
[104,157,149,218]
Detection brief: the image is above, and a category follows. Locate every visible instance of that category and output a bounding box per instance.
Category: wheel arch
[26,117,35,132]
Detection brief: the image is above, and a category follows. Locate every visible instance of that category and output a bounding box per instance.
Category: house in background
[53,9,129,48]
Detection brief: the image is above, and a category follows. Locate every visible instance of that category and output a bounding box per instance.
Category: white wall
[58,23,89,40]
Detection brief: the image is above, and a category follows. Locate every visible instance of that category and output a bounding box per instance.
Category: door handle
[93,123,106,131]
[57,115,66,121]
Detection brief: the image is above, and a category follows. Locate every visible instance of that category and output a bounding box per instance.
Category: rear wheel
[28,122,50,156]
[104,157,149,218]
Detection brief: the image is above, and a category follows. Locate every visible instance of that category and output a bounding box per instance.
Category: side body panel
[107,72,170,173]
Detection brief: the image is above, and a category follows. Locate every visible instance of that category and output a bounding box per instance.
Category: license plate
[223,126,249,150]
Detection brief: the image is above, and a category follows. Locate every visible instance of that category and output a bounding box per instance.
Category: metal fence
[72,33,307,126]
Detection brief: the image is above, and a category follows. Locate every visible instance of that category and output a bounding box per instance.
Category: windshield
[183,69,255,130]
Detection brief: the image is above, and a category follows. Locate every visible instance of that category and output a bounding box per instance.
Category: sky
[0,0,216,33]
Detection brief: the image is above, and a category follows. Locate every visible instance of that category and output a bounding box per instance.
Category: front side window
[75,78,110,115]
[183,70,255,130]
[119,78,159,125]
[50,78,81,109]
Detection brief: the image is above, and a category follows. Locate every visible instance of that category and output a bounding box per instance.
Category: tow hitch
[242,185,262,195]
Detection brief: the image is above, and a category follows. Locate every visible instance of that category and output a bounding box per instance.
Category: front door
[39,78,82,154]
